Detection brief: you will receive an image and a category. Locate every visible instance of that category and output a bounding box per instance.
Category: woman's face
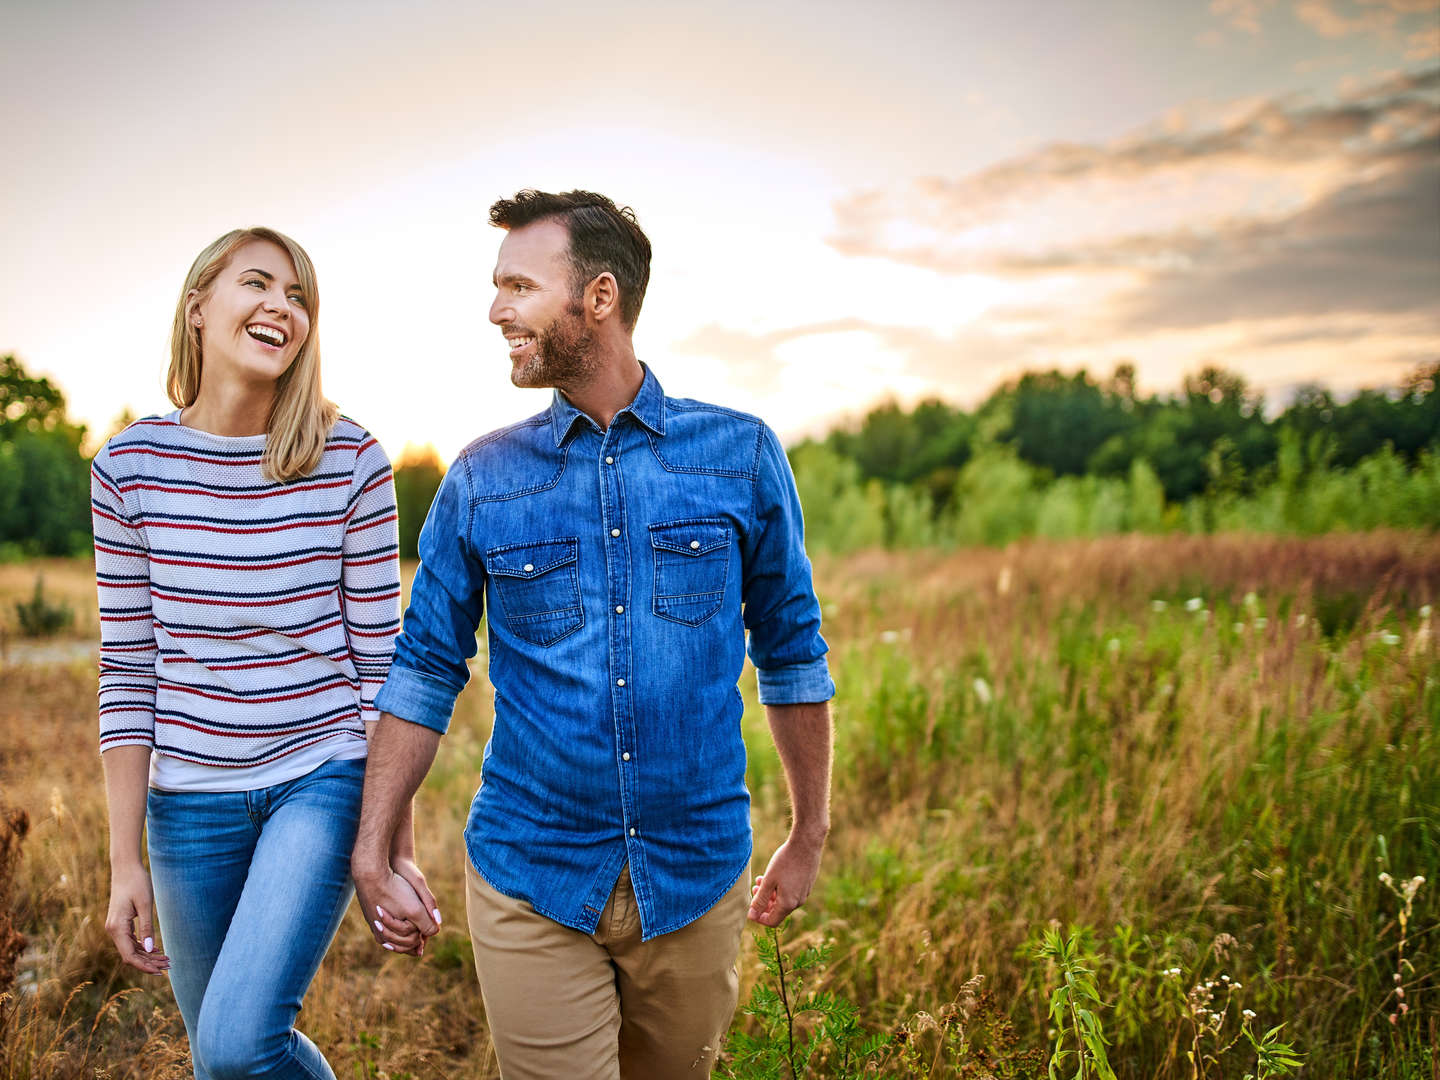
[192,239,311,389]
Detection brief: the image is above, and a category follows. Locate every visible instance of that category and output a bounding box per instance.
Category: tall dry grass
[1,533,1436,1078]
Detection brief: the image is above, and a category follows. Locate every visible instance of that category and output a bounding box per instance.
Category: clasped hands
[353,856,441,957]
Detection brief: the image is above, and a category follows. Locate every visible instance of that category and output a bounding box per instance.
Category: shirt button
[615,605,624,614]
[611,528,621,537]
[605,456,614,464]
[690,540,700,549]
[522,563,533,572]
[622,751,631,761]
[616,678,626,687]
[629,827,637,837]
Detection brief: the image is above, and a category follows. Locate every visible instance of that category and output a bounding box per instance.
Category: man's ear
[586,272,619,323]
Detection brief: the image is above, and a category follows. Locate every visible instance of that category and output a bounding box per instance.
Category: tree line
[1,354,1436,559]
[791,361,1440,551]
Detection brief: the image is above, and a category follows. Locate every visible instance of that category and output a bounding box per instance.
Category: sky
[2,0,1437,462]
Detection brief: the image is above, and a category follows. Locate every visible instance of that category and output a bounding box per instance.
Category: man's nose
[488,293,509,325]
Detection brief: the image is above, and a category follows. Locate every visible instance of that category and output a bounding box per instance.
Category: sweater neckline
[162,409,268,444]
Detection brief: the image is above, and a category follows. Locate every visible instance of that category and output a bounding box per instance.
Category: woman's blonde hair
[168,227,338,482]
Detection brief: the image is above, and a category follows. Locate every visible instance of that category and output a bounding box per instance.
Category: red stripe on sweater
[150,587,337,608]
[122,478,351,500]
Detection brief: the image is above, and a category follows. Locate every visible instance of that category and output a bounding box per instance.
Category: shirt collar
[549,363,667,447]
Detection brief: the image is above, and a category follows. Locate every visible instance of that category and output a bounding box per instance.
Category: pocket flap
[649,519,729,556]
[485,537,578,578]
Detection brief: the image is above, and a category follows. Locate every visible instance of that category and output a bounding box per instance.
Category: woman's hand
[392,855,441,935]
[355,862,439,957]
[105,862,170,974]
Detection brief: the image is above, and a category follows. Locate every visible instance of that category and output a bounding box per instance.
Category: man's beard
[510,301,597,389]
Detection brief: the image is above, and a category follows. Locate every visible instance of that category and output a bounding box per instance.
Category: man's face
[488,219,597,389]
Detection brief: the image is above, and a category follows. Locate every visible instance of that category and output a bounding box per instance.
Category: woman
[93,227,434,1080]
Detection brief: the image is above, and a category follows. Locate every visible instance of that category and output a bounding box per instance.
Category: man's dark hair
[489,189,652,329]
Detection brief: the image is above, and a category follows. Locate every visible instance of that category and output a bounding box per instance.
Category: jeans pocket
[486,537,585,646]
[650,518,730,626]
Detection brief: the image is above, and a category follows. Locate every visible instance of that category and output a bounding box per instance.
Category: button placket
[600,426,640,860]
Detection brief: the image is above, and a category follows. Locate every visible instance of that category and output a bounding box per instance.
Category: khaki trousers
[465,858,749,1080]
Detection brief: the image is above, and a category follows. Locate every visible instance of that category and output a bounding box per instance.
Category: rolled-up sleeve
[374,456,486,734]
[741,424,835,706]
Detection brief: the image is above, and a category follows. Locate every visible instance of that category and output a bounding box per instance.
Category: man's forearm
[353,712,442,879]
[765,700,833,841]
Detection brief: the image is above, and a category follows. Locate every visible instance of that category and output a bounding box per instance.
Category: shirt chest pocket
[485,537,585,646]
[649,519,731,626]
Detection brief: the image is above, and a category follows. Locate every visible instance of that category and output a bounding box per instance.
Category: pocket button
[690,540,700,549]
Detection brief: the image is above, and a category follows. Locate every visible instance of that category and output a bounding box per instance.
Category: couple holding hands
[95,189,834,1080]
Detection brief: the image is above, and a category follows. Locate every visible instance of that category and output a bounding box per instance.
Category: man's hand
[747,829,826,926]
[751,700,833,925]
[352,713,443,957]
[353,863,438,956]
[105,862,170,974]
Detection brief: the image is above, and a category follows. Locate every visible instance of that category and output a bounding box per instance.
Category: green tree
[392,446,445,560]
[998,368,1136,478]
[0,354,67,441]
[0,355,92,556]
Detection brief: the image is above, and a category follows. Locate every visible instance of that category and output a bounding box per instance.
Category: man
[351,189,834,1078]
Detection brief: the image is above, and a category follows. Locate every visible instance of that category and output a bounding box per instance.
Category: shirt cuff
[756,658,835,706]
[373,667,462,735]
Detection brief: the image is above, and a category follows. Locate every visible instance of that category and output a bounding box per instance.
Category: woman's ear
[186,289,204,329]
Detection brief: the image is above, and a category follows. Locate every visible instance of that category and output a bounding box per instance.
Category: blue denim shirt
[375,367,834,939]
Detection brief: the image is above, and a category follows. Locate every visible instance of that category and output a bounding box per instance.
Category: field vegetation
[2,534,1436,1078]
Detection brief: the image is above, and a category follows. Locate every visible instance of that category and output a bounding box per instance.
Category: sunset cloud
[661,65,1440,415]
[827,68,1439,334]
[1212,0,1279,34]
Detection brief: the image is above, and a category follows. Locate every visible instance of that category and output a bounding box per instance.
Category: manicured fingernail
[143,937,153,953]
[376,906,387,919]
[383,943,396,951]
[432,908,442,925]
[373,920,385,932]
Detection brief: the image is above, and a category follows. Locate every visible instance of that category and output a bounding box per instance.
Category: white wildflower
[1379,872,1393,885]
[1243,591,1259,610]
[1254,617,1268,629]
[1107,638,1121,653]
[1421,605,1432,618]
[1151,599,1168,612]
[972,677,993,707]
[879,630,900,644]
[1234,622,1246,634]
[1380,632,1401,646]
[1295,613,1307,627]
[1185,597,1204,611]
[1243,1008,1256,1020]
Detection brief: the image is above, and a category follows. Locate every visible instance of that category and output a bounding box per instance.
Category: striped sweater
[91,412,401,789]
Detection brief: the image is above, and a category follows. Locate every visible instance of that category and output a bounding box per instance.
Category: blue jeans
[146,756,364,1080]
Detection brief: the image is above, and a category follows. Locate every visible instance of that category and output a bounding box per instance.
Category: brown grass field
[1,533,1437,1078]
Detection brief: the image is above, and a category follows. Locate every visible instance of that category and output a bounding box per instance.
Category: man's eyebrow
[495,272,536,287]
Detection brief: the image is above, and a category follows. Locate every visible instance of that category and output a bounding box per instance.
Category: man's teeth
[247,325,286,346]
[507,336,534,349]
